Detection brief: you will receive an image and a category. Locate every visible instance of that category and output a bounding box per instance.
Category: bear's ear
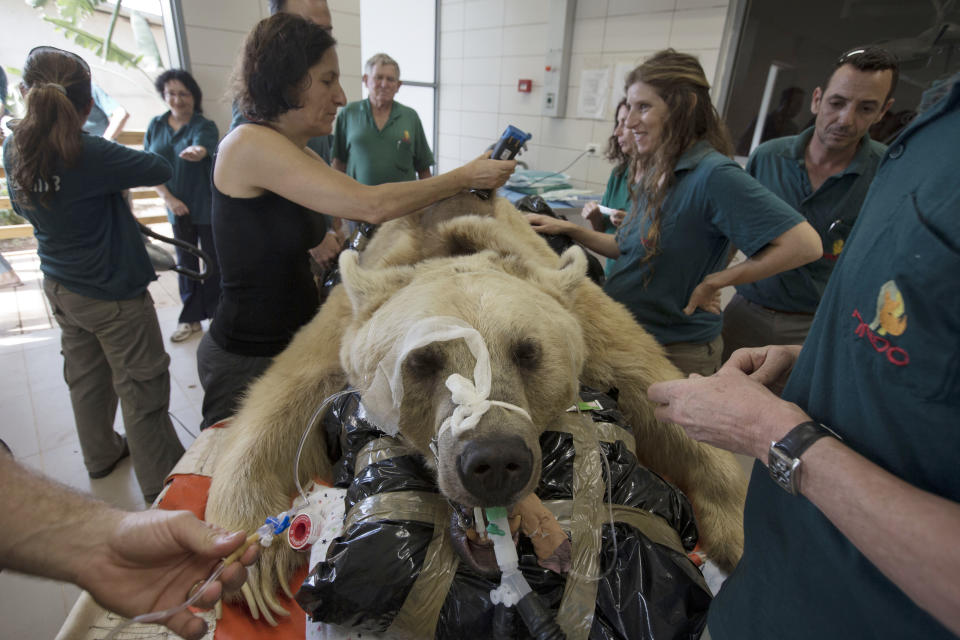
[528,246,587,300]
[339,250,417,315]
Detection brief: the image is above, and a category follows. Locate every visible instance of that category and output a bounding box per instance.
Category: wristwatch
[768,421,842,495]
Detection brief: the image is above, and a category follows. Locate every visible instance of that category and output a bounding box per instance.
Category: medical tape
[552,418,637,457]
[353,437,417,477]
[556,413,605,640]
[540,501,687,557]
[389,500,460,639]
[340,414,693,637]
[343,490,446,531]
[361,316,531,438]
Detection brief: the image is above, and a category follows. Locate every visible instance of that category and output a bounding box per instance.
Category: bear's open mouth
[448,505,518,577]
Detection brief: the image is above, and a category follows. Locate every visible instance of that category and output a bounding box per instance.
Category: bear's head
[337,241,588,573]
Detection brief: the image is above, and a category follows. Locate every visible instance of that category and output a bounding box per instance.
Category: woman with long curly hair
[528,50,821,375]
[2,46,184,502]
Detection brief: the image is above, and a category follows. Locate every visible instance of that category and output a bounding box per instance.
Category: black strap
[773,421,841,459]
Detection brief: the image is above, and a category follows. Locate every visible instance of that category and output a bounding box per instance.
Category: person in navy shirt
[527,49,821,376]
[145,69,220,343]
[3,46,184,503]
[649,73,960,640]
[722,47,898,359]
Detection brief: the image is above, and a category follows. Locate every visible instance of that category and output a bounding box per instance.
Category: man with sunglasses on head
[722,46,898,360]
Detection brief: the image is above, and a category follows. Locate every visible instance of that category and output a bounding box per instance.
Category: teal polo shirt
[144,111,219,225]
[736,127,886,313]
[600,165,632,274]
[3,133,170,300]
[709,74,960,640]
[603,141,804,346]
[333,99,434,185]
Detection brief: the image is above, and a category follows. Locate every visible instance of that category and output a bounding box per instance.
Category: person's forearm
[703,222,821,290]
[799,437,960,635]
[153,183,175,200]
[351,168,474,224]
[103,108,129,141]
[563,224,621,258]
[0,455,121,586]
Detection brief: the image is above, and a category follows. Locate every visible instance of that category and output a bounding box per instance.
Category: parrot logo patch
[851,280,909,366]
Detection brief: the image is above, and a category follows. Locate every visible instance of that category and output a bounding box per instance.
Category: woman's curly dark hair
[604,97,630,171]
[154,68,204,113]
[235,13,336,122]
[620,49,733,271]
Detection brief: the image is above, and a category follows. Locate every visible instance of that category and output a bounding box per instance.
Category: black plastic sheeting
[514,195,606,287]
[298,389,711,639]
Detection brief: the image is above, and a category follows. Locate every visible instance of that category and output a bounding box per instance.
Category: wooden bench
[0,131,166,238]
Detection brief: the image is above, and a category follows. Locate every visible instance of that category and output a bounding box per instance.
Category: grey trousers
[43,279,185,498]
[721,293,814,362]
[197,332,273,430]
[664,334,724,377]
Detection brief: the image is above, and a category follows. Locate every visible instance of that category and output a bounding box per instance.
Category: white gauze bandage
[360,316,531,438]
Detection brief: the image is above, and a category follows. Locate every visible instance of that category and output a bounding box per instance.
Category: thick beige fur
[204,194,746,624]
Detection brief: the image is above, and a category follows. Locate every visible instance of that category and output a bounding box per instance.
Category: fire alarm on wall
[517,79,532,93]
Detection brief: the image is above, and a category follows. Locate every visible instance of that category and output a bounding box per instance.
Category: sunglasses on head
[27,45,92,75]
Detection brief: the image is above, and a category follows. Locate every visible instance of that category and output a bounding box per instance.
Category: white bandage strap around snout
[360,316,531,438]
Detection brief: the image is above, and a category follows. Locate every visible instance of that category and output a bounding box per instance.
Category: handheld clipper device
[473,125,532,200]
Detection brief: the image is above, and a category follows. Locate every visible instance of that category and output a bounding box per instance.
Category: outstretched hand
[179,145,208,162]
[309,230,344,269]
[525,212,576,236]
[581,201,605,231]
[80,510,259,640]
[463,151,517,190]
[648,363,810,460]
[722,344,802,395]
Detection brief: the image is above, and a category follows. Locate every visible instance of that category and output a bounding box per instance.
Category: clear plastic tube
[102,560,227,640]
[101,392,348,639]
[294,389,355,504]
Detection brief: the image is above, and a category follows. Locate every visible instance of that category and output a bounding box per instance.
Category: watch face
[768,446,801,495]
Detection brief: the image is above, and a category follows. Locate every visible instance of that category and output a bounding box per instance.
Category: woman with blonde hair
[2,46,184,503]
[528,49,821,375]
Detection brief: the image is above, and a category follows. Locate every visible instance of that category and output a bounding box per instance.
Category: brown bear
[204,194,747,625]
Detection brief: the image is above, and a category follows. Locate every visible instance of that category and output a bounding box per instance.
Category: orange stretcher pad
[154,421,313,640]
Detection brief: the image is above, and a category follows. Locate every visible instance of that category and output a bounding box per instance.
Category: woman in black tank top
[198,13,517,430]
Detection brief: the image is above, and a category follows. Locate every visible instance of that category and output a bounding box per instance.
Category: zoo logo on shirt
[851,280,909,366]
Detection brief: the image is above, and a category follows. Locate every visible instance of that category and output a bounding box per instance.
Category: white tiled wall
[438,0,730,193]
[180,0,363,135]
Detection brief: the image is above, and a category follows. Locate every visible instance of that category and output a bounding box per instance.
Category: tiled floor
[0,233,205,639]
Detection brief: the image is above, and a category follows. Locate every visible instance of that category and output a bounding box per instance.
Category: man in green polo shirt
[332,53,434,186]
[722,46,898,360]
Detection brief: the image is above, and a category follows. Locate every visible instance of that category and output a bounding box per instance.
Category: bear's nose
[456,437,533,506]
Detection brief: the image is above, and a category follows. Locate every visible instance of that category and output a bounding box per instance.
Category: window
[720,0,960,158]
[360,0,438,167]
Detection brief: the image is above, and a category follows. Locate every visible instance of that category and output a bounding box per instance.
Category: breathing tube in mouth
[484,506,566,640]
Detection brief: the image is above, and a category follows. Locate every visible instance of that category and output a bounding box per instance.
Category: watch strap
[768,421,841,495]
[774,421,840,459]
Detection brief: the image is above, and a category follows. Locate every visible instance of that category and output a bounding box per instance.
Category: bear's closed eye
[512,338,541,370]
[406,344,446,377]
